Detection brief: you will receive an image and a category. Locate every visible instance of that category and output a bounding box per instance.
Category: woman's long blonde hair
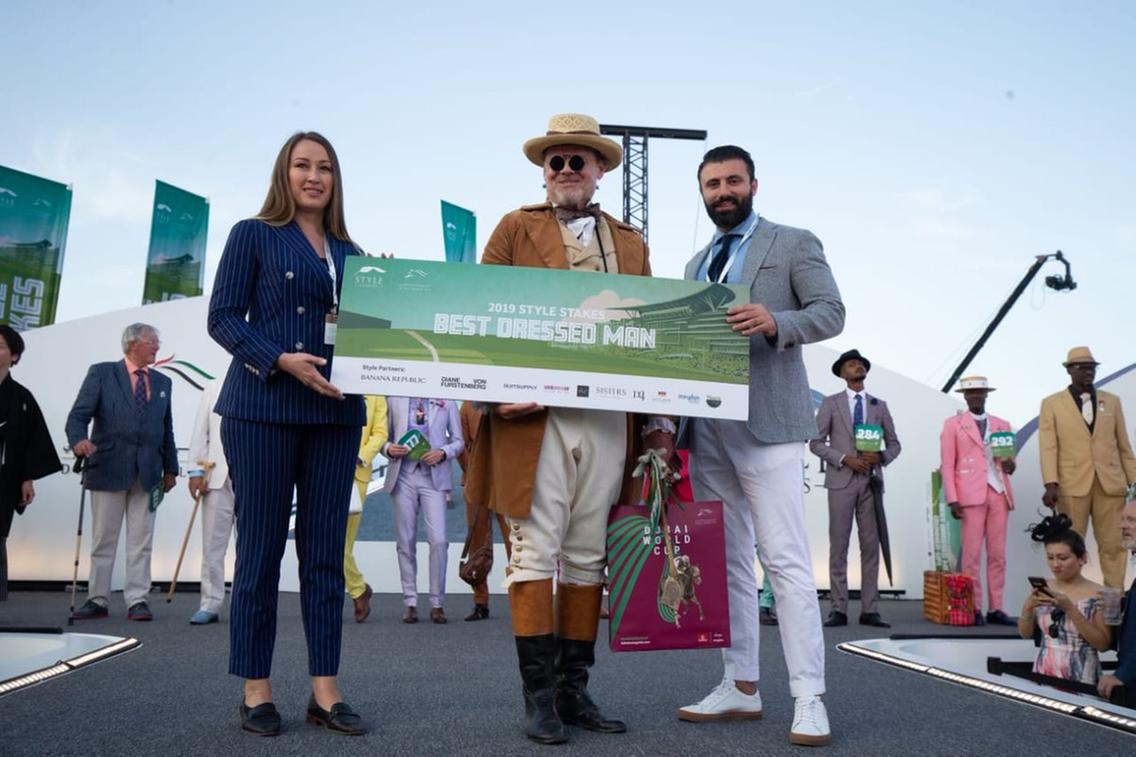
[256,131,352,242]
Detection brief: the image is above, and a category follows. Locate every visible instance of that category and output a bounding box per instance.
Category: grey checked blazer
[679,218,844,444]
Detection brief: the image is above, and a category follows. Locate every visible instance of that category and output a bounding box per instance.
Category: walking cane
[67,457,88,626]
[167,461,213,603]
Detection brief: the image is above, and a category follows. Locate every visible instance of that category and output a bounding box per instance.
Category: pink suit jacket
[939,412,1015,507]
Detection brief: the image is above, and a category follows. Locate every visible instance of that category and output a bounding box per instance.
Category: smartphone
[1028,576,1052,595]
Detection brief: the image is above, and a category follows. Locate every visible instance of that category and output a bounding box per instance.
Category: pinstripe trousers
[222,417,360,679]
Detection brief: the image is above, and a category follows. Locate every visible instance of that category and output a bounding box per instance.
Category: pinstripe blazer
[207,219,364,427]
[64,360,178,492]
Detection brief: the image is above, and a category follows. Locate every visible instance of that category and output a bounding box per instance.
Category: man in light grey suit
[809,349,901,629]
[66,323,178,621]
[670,146,843,747]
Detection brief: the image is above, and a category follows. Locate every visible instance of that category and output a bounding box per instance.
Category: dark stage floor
[0,592,1130,755]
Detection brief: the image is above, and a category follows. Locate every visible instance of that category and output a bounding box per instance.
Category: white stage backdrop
[10,295,1129,599]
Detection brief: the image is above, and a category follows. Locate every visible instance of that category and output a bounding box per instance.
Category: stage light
[839,641,1135,735]
[0,635,140,698]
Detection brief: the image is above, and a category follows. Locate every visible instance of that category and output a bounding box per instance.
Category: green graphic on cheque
[336,259,749,384]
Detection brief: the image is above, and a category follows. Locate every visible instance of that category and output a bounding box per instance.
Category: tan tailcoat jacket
[1039,388,1136,496]
[465,203,650,518]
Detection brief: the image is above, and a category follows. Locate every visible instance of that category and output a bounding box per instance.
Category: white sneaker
[676,678,763,722]
[789,695,831,746]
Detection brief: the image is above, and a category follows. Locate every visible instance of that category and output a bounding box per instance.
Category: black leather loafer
[307,695,366,735]
[239,702,281,736]
[858,612,891,628]
[822,610,847,627]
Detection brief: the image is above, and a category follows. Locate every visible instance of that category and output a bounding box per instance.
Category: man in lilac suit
[382,397,464,623]
[939,376,1017,626]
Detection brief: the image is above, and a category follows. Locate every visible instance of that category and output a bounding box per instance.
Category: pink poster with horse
[606,497,730,652]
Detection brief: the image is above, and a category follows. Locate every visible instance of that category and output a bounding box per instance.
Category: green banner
[143,180,209,304]
[440,200,476,264]
[0,165,72,328]
[929,469,963,572]
[331,259,750,419]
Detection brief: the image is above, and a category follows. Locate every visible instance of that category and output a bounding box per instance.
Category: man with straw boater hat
[466,113,673,745]
[1039,346,1136,589]
[939,375,1017,626]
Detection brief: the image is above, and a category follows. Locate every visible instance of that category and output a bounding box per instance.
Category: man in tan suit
[1039,346,1136,588]
[466,113,672,745]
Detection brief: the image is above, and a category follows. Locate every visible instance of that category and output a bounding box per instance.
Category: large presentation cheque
[331,259,750,419]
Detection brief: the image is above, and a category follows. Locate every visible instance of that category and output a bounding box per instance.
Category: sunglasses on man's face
[548,154,587,173]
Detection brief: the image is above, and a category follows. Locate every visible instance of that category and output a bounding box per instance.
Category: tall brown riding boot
[510,578,567,745]
[554,582,626,733]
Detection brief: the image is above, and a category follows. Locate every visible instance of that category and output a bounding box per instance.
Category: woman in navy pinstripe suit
[208,132,367,736]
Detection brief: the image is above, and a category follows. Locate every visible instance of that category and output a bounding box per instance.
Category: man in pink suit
[939,376,1017,626]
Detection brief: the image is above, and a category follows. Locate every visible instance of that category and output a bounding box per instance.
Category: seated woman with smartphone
[1017,514,1112,684]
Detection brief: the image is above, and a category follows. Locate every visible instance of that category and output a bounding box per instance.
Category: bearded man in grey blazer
[668,145,843,747]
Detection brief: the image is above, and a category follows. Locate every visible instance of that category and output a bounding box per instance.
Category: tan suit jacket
[1039,388,1136,496]
[465,204,649,518]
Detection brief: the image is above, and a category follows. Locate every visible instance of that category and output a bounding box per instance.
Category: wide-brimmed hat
[832,349,871,377]
[522,113,622,168]
[955,375,996,393]
[1063,346,1099,366]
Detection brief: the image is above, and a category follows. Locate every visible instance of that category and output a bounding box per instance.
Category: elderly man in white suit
[186,377,235,625]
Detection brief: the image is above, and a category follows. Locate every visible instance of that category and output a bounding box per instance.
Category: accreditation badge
[398,429,431,460]
[324,309,338,346]
[853,423,884,452]
[988,431,1016,458]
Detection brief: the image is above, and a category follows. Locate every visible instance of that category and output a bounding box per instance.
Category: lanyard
[706,215,759,283]
[323,239,338,310]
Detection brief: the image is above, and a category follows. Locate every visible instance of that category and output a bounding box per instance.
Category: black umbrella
[868,473,893,586]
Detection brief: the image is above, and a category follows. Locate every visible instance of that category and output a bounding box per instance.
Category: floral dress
[1033,596,1101,684]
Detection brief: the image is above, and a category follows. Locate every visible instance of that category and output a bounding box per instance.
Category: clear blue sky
[2,1,1133,423]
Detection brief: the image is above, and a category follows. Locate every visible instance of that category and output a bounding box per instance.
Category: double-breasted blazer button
[295,341,304,350]
[297,306,305,315]
[285,271,294,280]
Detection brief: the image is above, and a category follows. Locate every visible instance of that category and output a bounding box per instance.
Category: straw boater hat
[1063,346,1100,366]
[523,113,623,168]
[955,376,996,393]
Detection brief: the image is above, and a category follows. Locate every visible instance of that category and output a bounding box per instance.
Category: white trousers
[391,465,448,608]
[505,408,626,587]
[691,419,826,697]
[89,480,154,607]
[198,478,236,614]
